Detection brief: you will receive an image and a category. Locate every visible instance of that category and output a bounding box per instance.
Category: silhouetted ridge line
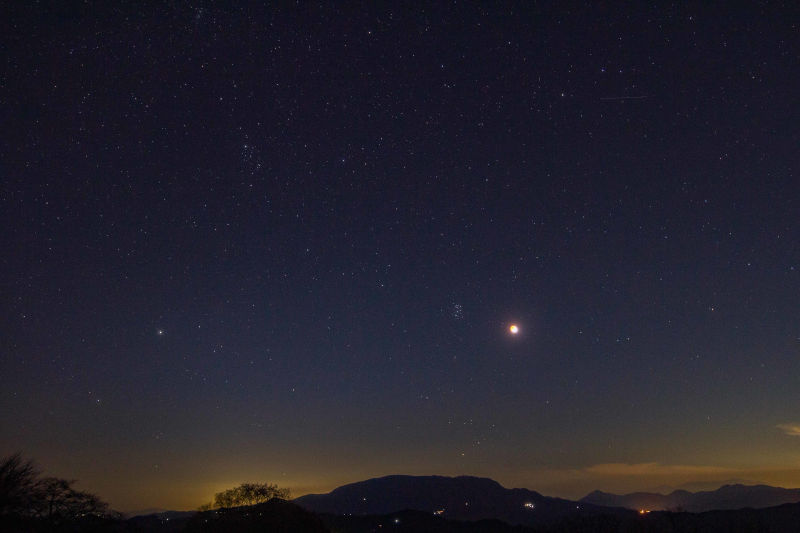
[294,474,631,527]
[581,483,800,512]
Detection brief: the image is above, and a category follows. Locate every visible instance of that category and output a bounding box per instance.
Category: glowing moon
[509,324,519,334]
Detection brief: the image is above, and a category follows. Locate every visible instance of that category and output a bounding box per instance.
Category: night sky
[2,2,799,513]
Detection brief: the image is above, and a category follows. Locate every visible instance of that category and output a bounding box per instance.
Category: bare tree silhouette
[0,452,116,529]
[0,453,39,517]
[200,482,291,510]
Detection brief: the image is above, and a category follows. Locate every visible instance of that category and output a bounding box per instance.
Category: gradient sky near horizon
[2,2,799,512]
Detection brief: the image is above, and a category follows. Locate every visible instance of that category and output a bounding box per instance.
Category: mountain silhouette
[675,478,762,492]
[294,474,631,527]
[581,483,800,512]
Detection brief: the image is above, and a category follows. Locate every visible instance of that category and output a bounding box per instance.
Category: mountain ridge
[581,483,800,512]
[294,474,631,527]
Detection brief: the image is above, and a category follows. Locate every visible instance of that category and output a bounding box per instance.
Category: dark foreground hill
[581,483,800,512]
[125,500,800,533]
[43,497,800,533]
[629,503,800,533]
[318,502,800,533]
[294,474,633,527]
[182,499,327,533]
[322,508,539,532]
[120,500,325,533]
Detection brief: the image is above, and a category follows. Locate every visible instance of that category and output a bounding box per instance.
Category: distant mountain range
[581,483,800,512]
[120,476,800,533]
[294,474,632,527]
[673,478,763,493]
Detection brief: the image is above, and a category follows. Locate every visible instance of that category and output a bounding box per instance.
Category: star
[509,324,519,335]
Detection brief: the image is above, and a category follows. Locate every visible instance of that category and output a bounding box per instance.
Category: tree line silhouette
[0,452,118,530]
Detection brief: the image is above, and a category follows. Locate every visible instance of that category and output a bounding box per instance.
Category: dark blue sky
[2,2,799,511]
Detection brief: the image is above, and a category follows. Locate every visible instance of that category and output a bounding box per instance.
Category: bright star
[509,324,519,334]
